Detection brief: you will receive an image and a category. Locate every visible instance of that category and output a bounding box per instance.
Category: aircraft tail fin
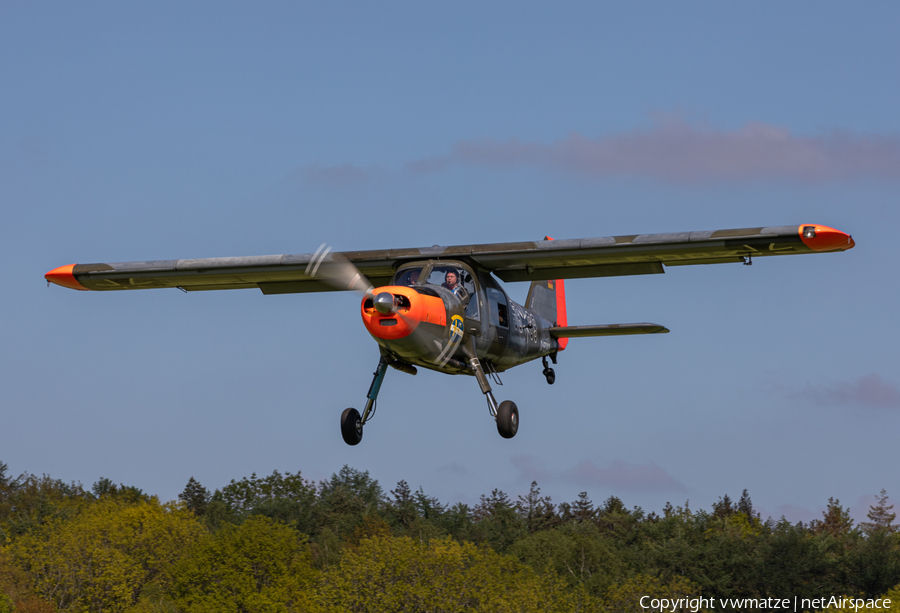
[525,236,568,350]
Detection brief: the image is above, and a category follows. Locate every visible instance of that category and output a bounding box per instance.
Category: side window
[486,288,509,328]
[465,288,479,319]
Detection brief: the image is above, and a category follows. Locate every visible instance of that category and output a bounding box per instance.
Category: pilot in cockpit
[442,270,468,300]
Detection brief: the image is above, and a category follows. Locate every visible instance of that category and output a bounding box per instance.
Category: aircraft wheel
[496,401,519,439]
[341,408,363,446]
[543,368,556,385]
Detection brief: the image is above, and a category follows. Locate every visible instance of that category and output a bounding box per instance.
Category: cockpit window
[427,266,476,296]
[394,267,424,286]
[408,265,478,319]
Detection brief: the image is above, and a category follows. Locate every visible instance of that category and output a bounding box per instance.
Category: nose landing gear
[340,356,389,446]
[340,408,363,446]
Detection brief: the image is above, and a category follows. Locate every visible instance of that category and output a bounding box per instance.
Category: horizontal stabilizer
[549,323,669,338]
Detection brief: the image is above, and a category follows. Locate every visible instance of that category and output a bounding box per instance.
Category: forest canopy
[0,460,898,612]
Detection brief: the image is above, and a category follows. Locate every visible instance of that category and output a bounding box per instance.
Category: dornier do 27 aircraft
[46,223,854,445]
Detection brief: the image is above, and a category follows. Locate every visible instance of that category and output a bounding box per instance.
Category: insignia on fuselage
[450,314,464,342]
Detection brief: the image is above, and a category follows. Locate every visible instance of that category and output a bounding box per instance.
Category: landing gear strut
[542,355,556,385]
[341,356,389,446]
[465,340,519,439]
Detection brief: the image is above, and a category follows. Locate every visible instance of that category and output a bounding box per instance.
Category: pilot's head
[409,270,420,284]
[445,271,458,287]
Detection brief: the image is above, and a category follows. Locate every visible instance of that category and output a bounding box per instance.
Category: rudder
[525,236,568,350]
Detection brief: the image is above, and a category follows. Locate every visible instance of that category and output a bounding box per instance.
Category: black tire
[341,408,363,446]
[496,400,519,439]
[544,368,556,385]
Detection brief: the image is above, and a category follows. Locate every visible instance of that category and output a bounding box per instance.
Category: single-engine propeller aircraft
[46,224,854,445]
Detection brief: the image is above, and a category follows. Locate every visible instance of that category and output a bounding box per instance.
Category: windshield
[394,264,479,319]
[394,267,423,286]
[426,265,476,296]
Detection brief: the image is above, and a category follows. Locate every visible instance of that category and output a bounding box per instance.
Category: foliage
[3,461,900,610]
[216,469,317,533]
[470,489,523,553]
[861,490,898,536]
[602,574,710,613]
[810,498,855,537]
[319,535,592,612]
[9,498,202,612]
[170,515,318,613]
[0,472,92,544]
[508,522,622,596]
[177,478,209,517]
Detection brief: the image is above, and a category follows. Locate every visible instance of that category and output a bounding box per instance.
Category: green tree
[315,466,385,541]
[562,492,596,523]
[603,574,710,613]
[712,494,736,519]
[10,498,202,612]
[0,473,91,544]
[737,489,761,522]
[435,502,472,542]
[516,481,557,534]
[810,498,855,537]
[388,480,417,530]
[217,469,317,533]
[509,522,623,596]
[320,535,592,612]
[843,529,900,598]
[757,518,840,600]
[92,478,148,503]
[471,489,524,553]
[178,478,209,517]
[0,463,22,495]
[861,490,898,536]
[171,515,318,613]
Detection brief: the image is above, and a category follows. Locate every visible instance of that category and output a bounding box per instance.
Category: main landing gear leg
[465,341,518,439]
[341,356,388,446]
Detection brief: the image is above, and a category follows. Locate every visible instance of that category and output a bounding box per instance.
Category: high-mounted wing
[45,224,854,293]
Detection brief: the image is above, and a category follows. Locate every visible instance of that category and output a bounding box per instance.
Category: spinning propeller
[306,243,412,321]
[306,244,463,368]
[305,244,374,297]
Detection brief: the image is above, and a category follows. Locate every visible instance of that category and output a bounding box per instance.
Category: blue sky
[2,3,898,523]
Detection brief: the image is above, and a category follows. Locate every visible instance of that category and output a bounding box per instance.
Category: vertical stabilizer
[525,237,569,350]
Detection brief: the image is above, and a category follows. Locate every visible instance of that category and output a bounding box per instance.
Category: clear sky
[3,2,898,524]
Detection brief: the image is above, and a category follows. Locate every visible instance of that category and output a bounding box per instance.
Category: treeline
[1,460,899,612]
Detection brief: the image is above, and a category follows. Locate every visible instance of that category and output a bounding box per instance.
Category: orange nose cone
[799,225,855,252]
[361,286,446,341]
[45,264,89,291]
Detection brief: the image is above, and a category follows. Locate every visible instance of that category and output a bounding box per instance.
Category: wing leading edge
[45,224,854,293]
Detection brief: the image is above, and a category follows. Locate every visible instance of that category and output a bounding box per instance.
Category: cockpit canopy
[393,262,480,319]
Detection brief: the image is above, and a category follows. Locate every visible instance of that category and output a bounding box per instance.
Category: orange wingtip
[45,264,89,291]
[799,225,855,252]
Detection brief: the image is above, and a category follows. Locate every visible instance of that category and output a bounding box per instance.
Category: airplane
[45,223,854,445]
